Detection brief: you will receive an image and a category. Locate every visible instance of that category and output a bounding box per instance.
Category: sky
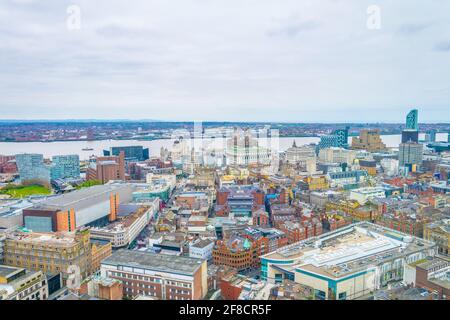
[0,0,449,122]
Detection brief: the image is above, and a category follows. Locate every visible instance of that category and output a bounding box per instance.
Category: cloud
[397,22,432,36]
[434,41,450,52]
[0,0,450,122]
[266,14,320,37]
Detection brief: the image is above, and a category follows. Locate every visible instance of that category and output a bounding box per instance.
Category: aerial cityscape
[0,1,449,310]
[1,109,449,302]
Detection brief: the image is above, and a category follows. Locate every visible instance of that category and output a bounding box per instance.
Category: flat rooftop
[29,184,136,211]
[0,265,24,279]
[350,187,385,194]
[263,222,435,279]
[191,239,214,249]
[0,200,33,217]
[414,256,450,271]
[6,231,78,246]
[177,192,208,197]
[0,209,22,218]
[102,249,204,276]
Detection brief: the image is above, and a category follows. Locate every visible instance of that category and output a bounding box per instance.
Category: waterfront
[0,133,447,160]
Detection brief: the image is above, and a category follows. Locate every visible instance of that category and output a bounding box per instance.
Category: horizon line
[1,119,450,125]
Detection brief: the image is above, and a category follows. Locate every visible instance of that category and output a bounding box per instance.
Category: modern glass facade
[104,146,149,162]
[15,153,50,184]
[51,155,80,180]
[260,257,294,281]
[316,135,340,153]
[132,186,170,202]
[24,216,53,232]
[406,109,419,130]
[332,127,349,148]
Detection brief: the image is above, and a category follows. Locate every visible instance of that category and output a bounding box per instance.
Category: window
[315,290,326,300]
[274,274,283,284]
[338,292,347,300]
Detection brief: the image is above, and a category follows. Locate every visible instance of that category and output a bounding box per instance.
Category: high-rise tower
[406,109,418,130]
[399,109,422,172]
[402,109,419,143]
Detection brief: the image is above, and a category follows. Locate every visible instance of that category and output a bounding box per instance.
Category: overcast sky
[0,0,449,122]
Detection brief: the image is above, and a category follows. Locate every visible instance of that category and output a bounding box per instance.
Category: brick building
[87,151,125,183]
[270,204,300,228]
[101,249,208,300]
[404,256,450,300]
[213,227,287,271]
[252,209,270,227]
[278,217,323,244]
[78,275,123,300]
[0,155,17,174]
[215,185,265,217]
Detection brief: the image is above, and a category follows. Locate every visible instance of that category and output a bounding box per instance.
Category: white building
[90,199,159,248]
[0,266,48,300]
[146,173,177,189]
[285,142,317,172]
[189,239,215,261]
[380,159,399,177]
[225,129,272,166]
[350,187,386,205]
[261,222,436,300]
[319,147,357,165]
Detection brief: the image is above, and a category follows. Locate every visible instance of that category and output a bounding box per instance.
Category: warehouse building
[22,184,137,232]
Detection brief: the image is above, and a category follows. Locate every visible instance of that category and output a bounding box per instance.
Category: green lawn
[0,185,51,198]
[76,179,102,189]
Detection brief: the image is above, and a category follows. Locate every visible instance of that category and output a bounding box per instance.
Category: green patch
[0,184,51,198]
[76,179,102,190]
[408,259,429,267]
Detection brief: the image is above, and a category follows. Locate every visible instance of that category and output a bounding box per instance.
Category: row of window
[18,282,46,300]
[125,288,157,297]
[169,288,190,295]
[123,282,157,289]
[111,271,162,283]
[111,271,192,289]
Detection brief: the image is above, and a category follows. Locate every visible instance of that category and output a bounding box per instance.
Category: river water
[0,133,447,160]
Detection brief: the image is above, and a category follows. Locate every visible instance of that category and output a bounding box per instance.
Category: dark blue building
[103,146,149,162]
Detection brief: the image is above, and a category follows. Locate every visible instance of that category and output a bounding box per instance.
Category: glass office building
[15,153,50,184]
[332,127,350,149]
[399,142,423,170]
[406,109,419,130]
[50,155,80,180]
[103,146,149,162]
[317,135,340,153]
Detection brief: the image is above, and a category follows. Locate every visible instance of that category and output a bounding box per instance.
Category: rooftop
[6,230,80,246]
[0,265,24,279]
[350,187,386,194]
[29,184,136,211]
[262,222,435,279]
[102,249,204,276]
[91,203,155,232]
[191,239,214,249]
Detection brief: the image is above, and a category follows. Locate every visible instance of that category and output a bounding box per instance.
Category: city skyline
[2,118,450,124]
[2,0,450,308]
[1,1,450,122]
